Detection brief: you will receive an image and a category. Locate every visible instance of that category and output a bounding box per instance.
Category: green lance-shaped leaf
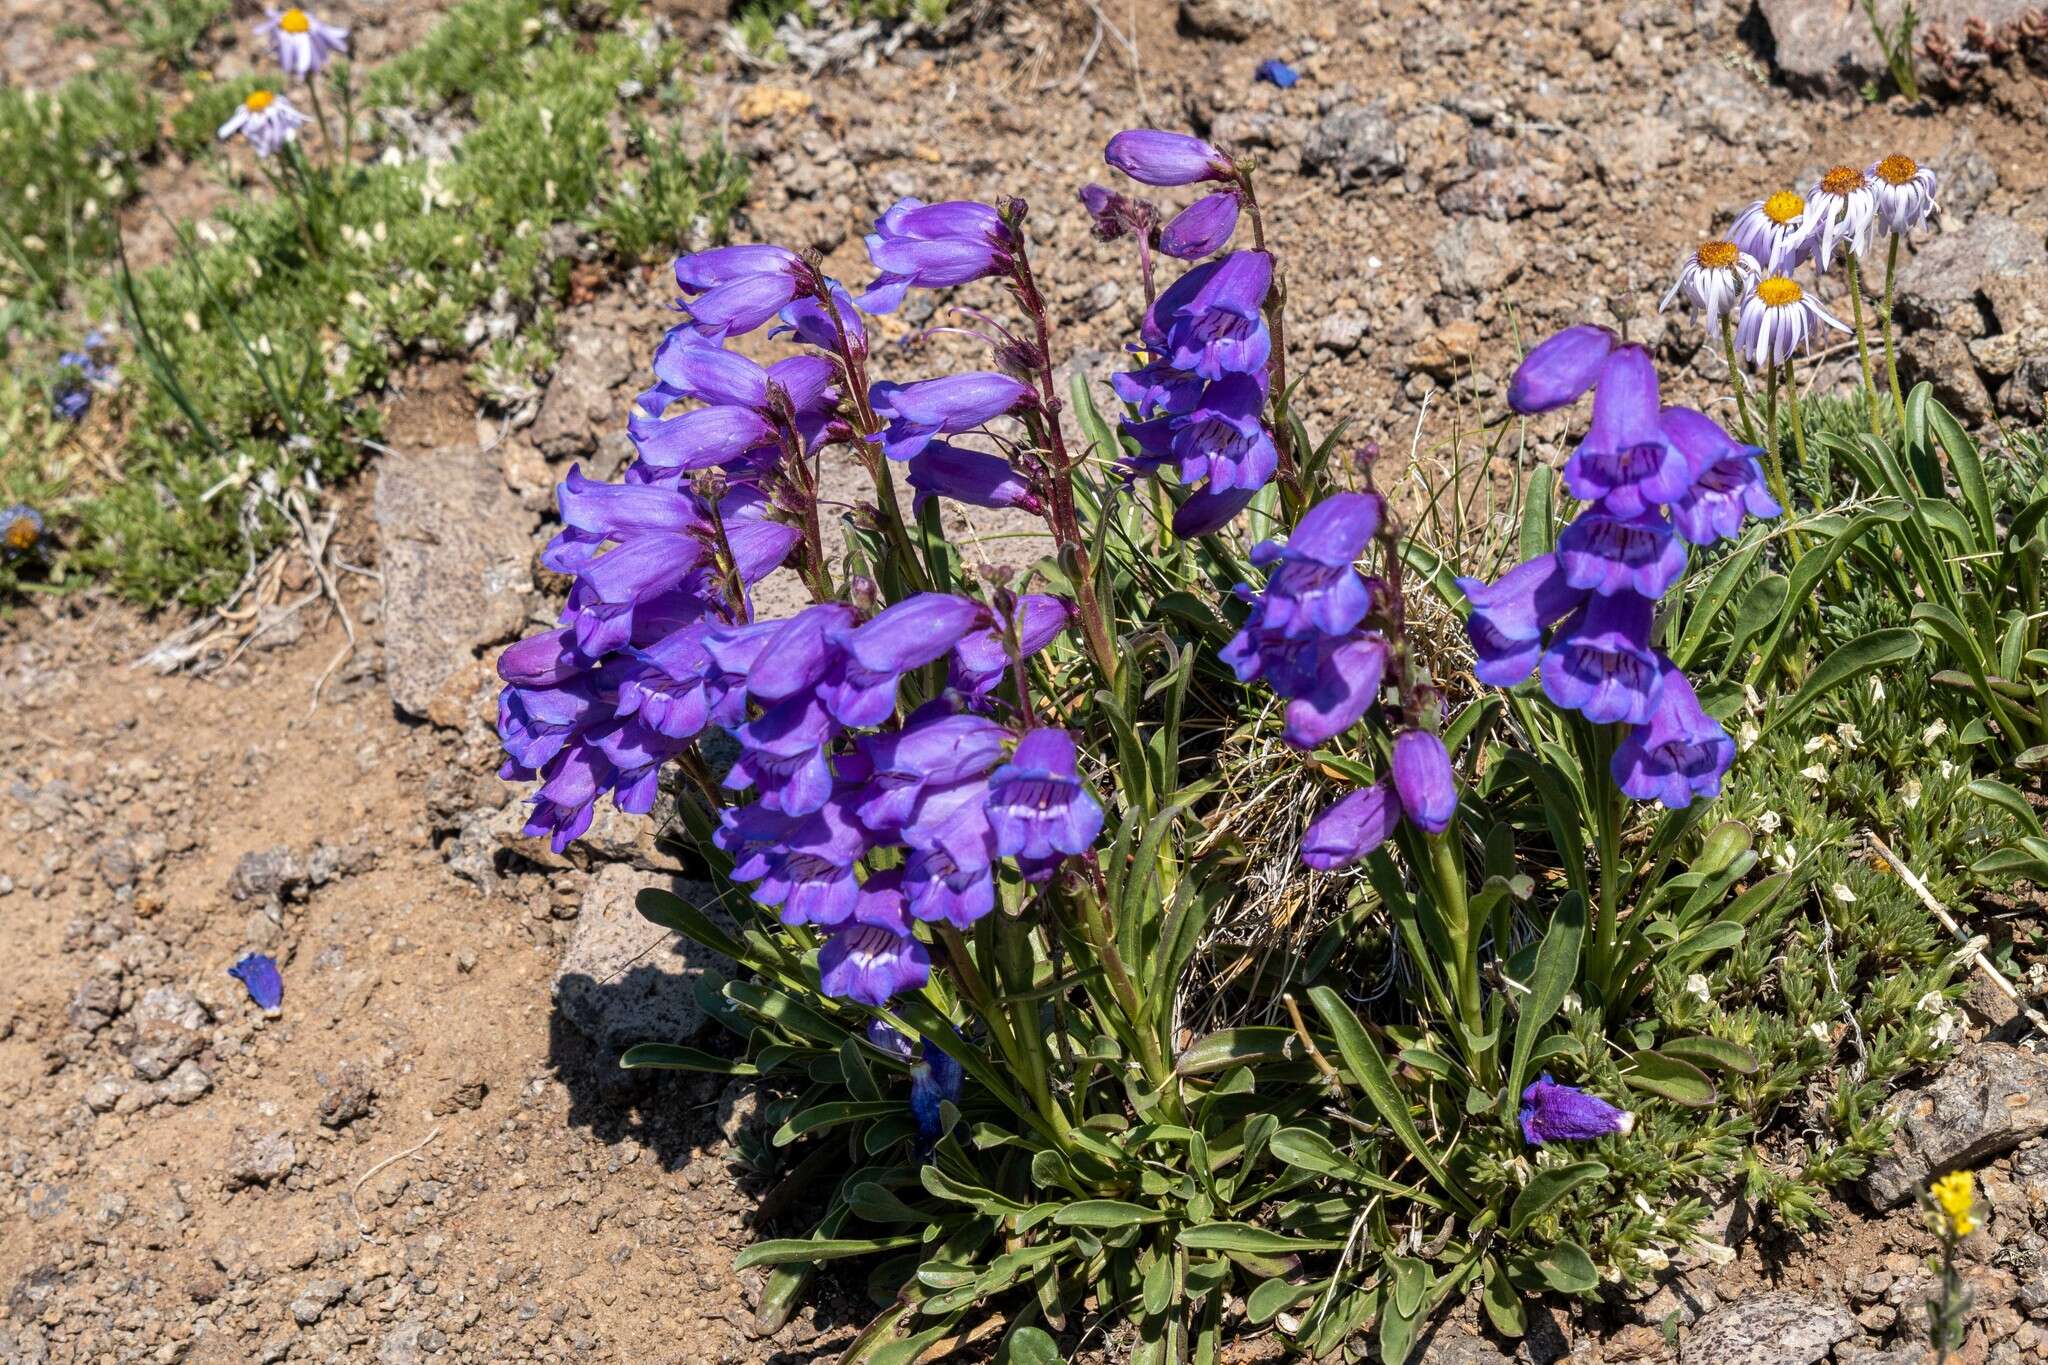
[1505,891,1585,1107]
[1306,986,1475,1214]
[1621,1049,1717,1107]
[1508,1160,1608,1235]
[1762,627,1922,736]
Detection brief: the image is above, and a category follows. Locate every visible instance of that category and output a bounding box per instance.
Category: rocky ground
[4,0,2048,1361]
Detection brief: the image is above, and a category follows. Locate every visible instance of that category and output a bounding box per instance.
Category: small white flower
[1916,991,1948,1014]
[1738,721,1760,751]
[1561,991,1583,1016]
[1901,778,1922,809]
[1685,974,1712,1003]
[1834,723,1861,750]
[1636,1248,1672,1271]
[1923,718,1948,745]
[1730,190,1817,271]
[1939,760,1957,780]
[1799,762,1829,783]
[1804,734,1832,754]
[1802,164,1880,270]
[1737,275,1850,370]
[1756,809,1781,833]
[1868,154,1938,235]
[1808,1021,1831,1043]
[1832,883,1857,903]
[1870,677,1886,703]
[1660,239,1764,329]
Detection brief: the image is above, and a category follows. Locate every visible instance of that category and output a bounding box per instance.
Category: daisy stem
[1719,312,1758,445]
[306,78,337,181]
[1760,364,1790,512]
[1844,254,1881,436]
[1786,355,1813,479]
[1881,234,1907,425]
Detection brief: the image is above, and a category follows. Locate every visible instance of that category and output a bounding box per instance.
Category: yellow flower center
[246,89,275,112]
[280,7,312,31]
[1757,276,1803,308]
[1697,240,1739,270]
[1876,153,1919,185]
[1763,191,1804,226]
[1821,165,1863,196]
[4,518,38,552]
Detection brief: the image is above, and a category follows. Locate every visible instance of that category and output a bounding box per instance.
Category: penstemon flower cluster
[1459,327,1780,809]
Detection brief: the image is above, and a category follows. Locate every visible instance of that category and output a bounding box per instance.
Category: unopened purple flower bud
[1520,1074,1633,1145]
[1301,780,1401,870]
[1508,325,1618,415]
[1105,129,1233,187]
[1390,730,1457,834]
[1158,190,1241,260]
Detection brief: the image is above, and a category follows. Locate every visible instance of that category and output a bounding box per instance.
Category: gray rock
[289,1278,348,1325]
[485,797,687,876]
[527,324,637,460]
[225,1128,297,1188]
[373,444,534,720]
[1865,1043,2048,1207]
[552,864,739,1054]
[158,1059,214,1105]
[1315,311,1370,355]
[83,1077,131,1113]
[1301,102,1405,192]
[1900,329,1996,426]
[379,1320,427,1365]
[1757,0,2045,93]
[229,845,305,902]
[68,976,120,1033]
[128,986,210,1080]
[1178,0,1268,40]
[1434,216,1522,297]
[1896,216,2043,336]
[2007,348,2048,423]
[1680,1291,1855,1363]
[318,1065,376,1128]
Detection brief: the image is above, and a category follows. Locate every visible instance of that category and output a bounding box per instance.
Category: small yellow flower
[1930,1170,1977,1238]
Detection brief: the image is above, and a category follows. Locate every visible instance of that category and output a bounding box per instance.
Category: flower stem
[1719,313,1758,446]
[1844,254,1881,436]
[810,272,929,594]
[1425,830,1492,1081]
[1760,364,1793,519]
[1235,165,1306,517]
[1881,234,1907,425]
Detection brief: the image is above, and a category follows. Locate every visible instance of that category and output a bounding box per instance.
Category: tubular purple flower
[1301,781,1402,871]
[727,695,839,815]
[230,953,285,1010]
[854,713,1010,831]
[773,277,868,358]
[1520,1074,1633,1145]
[1556,503,1688,600]
[1104,129,1233,187]
[950,594,1075,700]
[1455,555,1587,688]
[740,797,870,926]
[907,442,1040,513]
[1158,190,1241,260]
[1245,491,1382,639]
[1281,634,1389,748]
[1611,664,1736,808]
[873,373,1036,462]
[1539,593,1665,725]
[846,593,993,676]
[631,403,779,471]
[859,198,1016,313]
[1152,251,1274,380]
[1125,372,1277,494]
[1391,730,1457,834]
[903,846,997,929]
[1661,407,1780,545]
[1507,325,1616,414]
[1562,346,1693,517]
[986,729,1105,870]
[744,604,859,703]
[673,245,808,339]
[818,921,931,1007]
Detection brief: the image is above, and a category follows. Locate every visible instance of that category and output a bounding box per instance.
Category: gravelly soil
[5,0,2048,1360]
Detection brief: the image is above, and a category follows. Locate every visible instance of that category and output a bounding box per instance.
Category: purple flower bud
[907,442,1040,514]
[1171,484,1259,537]
[1611,662,1736,808]
[1301,780,1402,870]
[1520,1074,1633,1145]
[986,728,1105,872]
[872,373,1036,462]
[859,198,1016,313]
[1390,729,1457,834]
[229,953,284,1010]
[1158,190,1241,260]
[673,245,809,339]
[1105,129,1233,187]
[1508,325,1617,415]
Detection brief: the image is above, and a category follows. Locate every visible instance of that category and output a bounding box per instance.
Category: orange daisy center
[1820,165,1863,196]
[246,89,275,112]
[280,7,311,31]
[4,518,39,552]
[1757,277,1803,308]
[1763,191,1804,226]
[1875,154,1918,185]
[1697,240,1739,270]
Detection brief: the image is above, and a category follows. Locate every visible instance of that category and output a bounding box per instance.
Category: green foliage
[67,0,230,71]
[1859,0,1921,100]
[0,75,159,312]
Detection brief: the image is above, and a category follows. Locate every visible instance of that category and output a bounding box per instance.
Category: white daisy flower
[216,89,308,158]
[1660,240,1763,329]
[1736,275,1850,369]
[1867,154,1938,235]
[1730,190,1816,271]
[259,6,350,80]
[1802,164,1879,271]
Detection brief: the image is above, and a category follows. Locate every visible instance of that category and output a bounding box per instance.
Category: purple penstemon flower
[217,89,308,157]
[1146,250,1273,381]
[1555,503,1688,600]
[819,917,931,1007]
[772,276,868,358]
[906,442,1040,514]
[673,244,811,339]
[859,198,1016,313]
[1124,371,1277,494]
[1611,663,1736,808]
[985,729,1105,876]
[902,844,997,929]
[1390,730,1457,834]
[1104,129,1234,187]
[259,6,348,79]
[1246,491,1382,638]
[950,593,1076,703]
[733,794,870,927]
[1157,190,1241,261]
[1300,780,1401,870]
[1520,1074,1633,1145]
[872,373,1037,462]
[1660,407,1780,546]
[853,712,1009,832]
[1454,554,1587,689]
[1560,346,1693,518]
[1538,593,1666,726]
[1507,325,1616,415]
[908,1033,965,1145]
